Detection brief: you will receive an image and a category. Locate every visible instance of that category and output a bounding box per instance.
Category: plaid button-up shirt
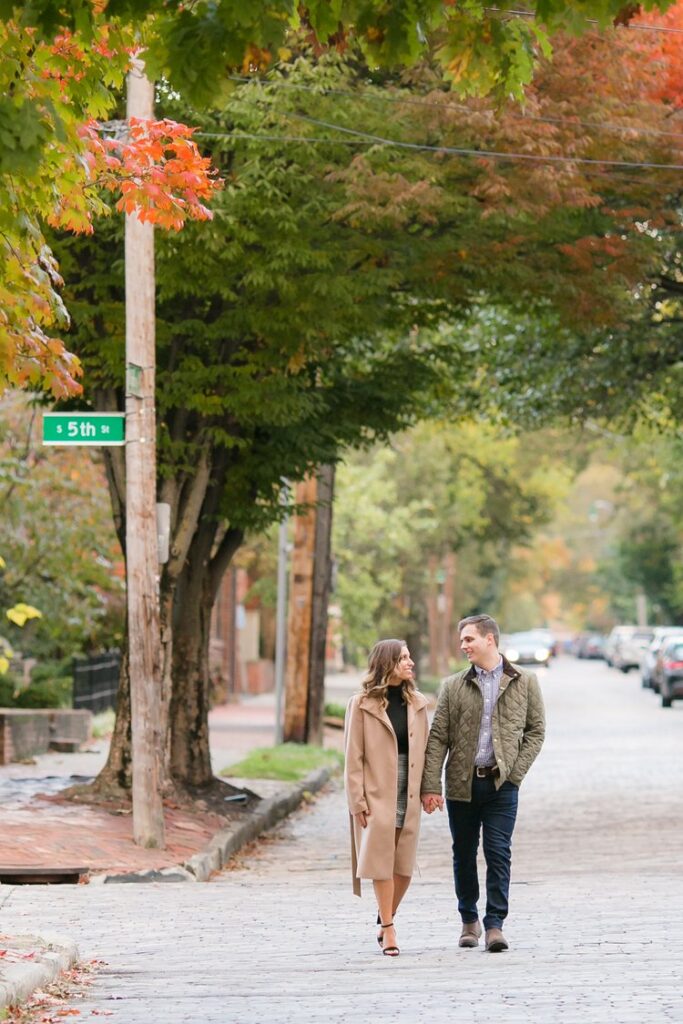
[473,658,504,767]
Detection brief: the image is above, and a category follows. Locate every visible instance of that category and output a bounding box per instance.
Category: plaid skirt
[396,753,409,828]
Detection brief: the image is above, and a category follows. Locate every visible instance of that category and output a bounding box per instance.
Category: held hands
[421,793,444,814]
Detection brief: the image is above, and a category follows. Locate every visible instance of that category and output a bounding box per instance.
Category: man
[421,614,545,952]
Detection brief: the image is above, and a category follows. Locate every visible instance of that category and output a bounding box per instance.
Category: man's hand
[354,810,368,828]
[421,793,444,814]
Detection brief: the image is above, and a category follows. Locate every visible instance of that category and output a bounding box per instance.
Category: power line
[227,74,683,143]
[196,119,683,173]
[282,110,683,171]
[483,7,683,34]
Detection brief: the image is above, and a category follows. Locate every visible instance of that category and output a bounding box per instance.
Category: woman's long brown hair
[361,638,416,708]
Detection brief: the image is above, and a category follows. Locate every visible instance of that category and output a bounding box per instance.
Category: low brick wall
[0,709,92,764]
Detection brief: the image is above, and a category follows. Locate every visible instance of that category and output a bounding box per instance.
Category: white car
[611,628,654,673]
[605,626,638,667]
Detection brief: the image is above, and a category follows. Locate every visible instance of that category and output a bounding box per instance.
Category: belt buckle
[476,766,487,778]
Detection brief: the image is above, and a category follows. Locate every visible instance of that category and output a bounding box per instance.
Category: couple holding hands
[344,614,546,957]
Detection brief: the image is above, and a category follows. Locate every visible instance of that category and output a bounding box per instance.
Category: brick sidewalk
[0,690,347,877]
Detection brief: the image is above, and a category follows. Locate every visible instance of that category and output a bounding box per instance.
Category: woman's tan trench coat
[344,689,430,896]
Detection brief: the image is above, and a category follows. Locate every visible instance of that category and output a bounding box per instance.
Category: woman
[344,638,430,957]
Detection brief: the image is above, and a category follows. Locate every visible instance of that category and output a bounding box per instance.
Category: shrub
[15,676,72,709]
[0,672,20,707]
[30,657,73,684]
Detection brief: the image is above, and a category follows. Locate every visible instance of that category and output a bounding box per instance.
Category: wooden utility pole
[283,475,317,743]
[306,464,335,746]
[283,467,335,744]
[125,59,165,848]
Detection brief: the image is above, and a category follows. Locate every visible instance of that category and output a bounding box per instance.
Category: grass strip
[220,742,343,782]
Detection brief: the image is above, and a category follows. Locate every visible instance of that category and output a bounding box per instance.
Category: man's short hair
[458,614,500,646]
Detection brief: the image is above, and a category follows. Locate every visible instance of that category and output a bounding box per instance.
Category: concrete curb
[99,765,335,884]
[0,933,79,1010]
[185,765,334,881]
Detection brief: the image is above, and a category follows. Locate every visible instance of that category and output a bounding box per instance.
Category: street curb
[0,933,79,1011]
[184,765,334,882]
[97,766,335,884]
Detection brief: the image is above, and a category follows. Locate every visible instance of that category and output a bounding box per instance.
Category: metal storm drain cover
[0,866,88,885]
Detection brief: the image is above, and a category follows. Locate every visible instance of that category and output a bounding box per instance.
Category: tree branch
[166,445,212,578]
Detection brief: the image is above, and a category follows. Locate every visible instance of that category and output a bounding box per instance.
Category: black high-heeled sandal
[379,921,399,957]
[376,913,383,947]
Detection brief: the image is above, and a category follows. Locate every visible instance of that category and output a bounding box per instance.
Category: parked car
[605,626,636,667]
[575,633,607,659]
[500,631,552,668]
[651,636,683,707]
[605,626,654,672]
[613,628,654,673]
[641,627,683,689]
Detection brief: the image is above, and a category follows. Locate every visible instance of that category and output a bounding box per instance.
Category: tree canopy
[1,0,678,396]
[10,2,676,103]
[0,391,124,661]
[333,419,572,661]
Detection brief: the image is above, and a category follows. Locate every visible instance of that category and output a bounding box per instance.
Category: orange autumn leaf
[635,1,683,107]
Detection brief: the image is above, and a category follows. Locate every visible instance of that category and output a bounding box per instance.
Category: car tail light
[663,660,683,670]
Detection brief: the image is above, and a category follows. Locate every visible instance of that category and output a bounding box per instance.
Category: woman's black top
[385,685,409,754]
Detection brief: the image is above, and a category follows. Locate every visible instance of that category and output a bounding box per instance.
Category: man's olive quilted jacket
[421,657,545,801]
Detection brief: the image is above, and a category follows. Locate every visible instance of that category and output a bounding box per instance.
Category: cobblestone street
[1,657,681,1023]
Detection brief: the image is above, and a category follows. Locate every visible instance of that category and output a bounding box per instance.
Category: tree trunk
[169,557,214,788]
[306,465,335,746]
[283,475,318,743]
[79,434,242,799]
[159,571,176,786]
[83,643,132,800]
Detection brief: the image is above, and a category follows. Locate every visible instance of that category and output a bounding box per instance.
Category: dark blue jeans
[446,776,519,930]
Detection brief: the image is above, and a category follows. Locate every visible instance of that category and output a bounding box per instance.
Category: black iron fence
[72,650,121,714]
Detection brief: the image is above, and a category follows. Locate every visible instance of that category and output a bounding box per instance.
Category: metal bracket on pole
[126,363,144,398]
[156,503,171,564]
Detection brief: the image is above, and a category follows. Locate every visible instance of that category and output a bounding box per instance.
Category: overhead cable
[483,7,683,34]
[227,74,683,142]
[197,119,683,172]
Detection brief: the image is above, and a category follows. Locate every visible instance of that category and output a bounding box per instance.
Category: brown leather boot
[485,927,509,952]
[458,921,483,948]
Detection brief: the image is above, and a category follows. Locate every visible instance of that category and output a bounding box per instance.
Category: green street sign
[43,412,125,446]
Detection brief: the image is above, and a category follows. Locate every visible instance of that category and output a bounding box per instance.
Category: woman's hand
[421,793,444,814]
[354,810,368,828]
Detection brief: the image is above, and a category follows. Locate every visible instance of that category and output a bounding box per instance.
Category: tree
[484,428,683,632]
[597,430,683,623]
[333,419,572,666]
[51,18,683,793]
[0,14,220,397]
[0,391,124,660]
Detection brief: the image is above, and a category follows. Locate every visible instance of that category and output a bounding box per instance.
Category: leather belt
[475,765,500,778]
